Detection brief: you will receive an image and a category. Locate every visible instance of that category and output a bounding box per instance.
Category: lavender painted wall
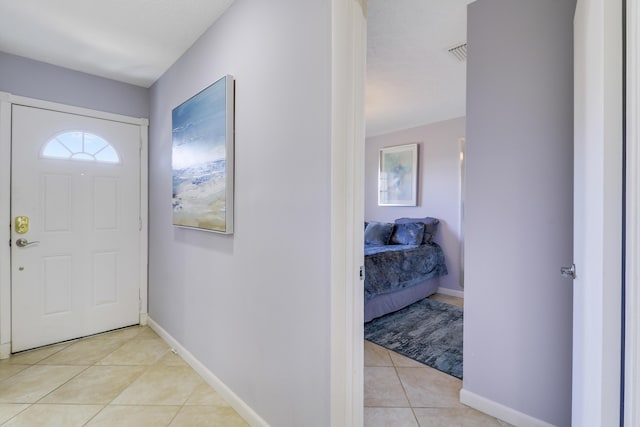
[148,1,331,426]
[0,52,149,118]
[463,0,575,425]
[365,117,465,292]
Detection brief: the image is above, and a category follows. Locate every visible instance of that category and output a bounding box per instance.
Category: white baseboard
[0,342,10,359]
[147,317,269,427]
[460,388,554,427]
[436,287,465,298]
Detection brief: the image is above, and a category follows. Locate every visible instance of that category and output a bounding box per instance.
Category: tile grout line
[80,327,160,426]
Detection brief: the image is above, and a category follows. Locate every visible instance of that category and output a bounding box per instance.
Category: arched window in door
[41,131,120,163]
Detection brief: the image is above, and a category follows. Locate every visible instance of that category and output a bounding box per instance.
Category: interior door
[572,0,623,424]
[11,105,141,352]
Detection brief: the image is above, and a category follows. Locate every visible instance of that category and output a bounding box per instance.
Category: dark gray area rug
[364,298,463,379]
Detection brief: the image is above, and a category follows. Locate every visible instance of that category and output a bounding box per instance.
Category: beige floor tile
[38,338,125,365]
[389,351,427,368]
[396,367,464,408]
[111,365,203,405]
[0,365,86,403]
[429,293,464,308]
[97,338,169,366]
[364,367,410,407]
[365,341,393,367]
[413,407,511,427]
[2,342,70,365]
[364,407,419,427]
[86,405,180,427]
[155,351,189,367]
[185,382,229,406]
[135,327,160,339]
[1,403,103,427]
[90,326,146,341]
[40,365,147,404]
[0,404,29,424]
[0,365,29,382]
[169,405,249,427]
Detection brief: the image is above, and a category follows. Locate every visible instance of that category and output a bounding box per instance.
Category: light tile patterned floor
[0,326,248,426]
[364,294,513,427]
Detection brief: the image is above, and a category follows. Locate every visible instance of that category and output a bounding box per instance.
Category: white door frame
[0,93,149,359]
[332,0,626,425]
[330,0,367,425]
[625,0,640,424]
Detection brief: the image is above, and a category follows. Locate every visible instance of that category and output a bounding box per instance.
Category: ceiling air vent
[448,43,467,61]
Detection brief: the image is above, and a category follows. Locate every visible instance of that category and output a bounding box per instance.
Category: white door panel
[11,105,141,352]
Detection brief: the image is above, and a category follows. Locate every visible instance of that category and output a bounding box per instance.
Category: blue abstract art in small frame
[172,75,235,233]
[378,143,418,206]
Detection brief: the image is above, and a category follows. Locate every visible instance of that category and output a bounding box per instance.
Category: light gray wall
[0,52,149,118]
[365,117,465,292]
[148,1,331,426]
[464,0,574,426]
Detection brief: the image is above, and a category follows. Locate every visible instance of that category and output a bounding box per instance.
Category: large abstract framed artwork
[378,143,418,206]
[172,75,235,233]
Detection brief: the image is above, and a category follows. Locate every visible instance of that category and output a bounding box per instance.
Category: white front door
[11,105,142,352]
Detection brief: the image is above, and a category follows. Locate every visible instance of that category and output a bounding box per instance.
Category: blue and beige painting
[172,77,228,232]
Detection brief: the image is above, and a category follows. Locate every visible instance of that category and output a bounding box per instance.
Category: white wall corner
[460,388,555,427]
[147,317,269,427]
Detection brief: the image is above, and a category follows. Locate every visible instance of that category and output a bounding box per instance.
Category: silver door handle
[15,238,39,248]
[560,263,576,279]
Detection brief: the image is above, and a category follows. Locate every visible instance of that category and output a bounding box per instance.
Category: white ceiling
[0,0,468,135]
[0,0,235,88]
[367,0,473,136]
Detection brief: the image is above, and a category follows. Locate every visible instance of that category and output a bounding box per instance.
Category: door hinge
[139,217,142,231]
[359,265,364,281]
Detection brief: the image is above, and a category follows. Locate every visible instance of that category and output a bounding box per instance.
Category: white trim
[8,94,147,126]
[0,96,11,359]
[139,313,148,326]
[460,388,554,427]
[147,317,268,427]
[0,343,9,359]
[330,1,366,426]
[139,124,149,322]
[625,0,640,424]
[459,137,465,289]
[436,287,464,299]
[0,91,149,357]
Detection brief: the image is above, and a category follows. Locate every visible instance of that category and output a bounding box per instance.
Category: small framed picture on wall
[378,143,418,206]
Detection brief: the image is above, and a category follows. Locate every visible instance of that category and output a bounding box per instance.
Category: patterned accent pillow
[389,222,425,245]
[394,217,439,243]
[364,221,394,246]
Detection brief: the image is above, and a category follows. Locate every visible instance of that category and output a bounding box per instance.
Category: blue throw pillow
[395,217,439,243]
[364,221,394,246]
[389,222,425,245]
